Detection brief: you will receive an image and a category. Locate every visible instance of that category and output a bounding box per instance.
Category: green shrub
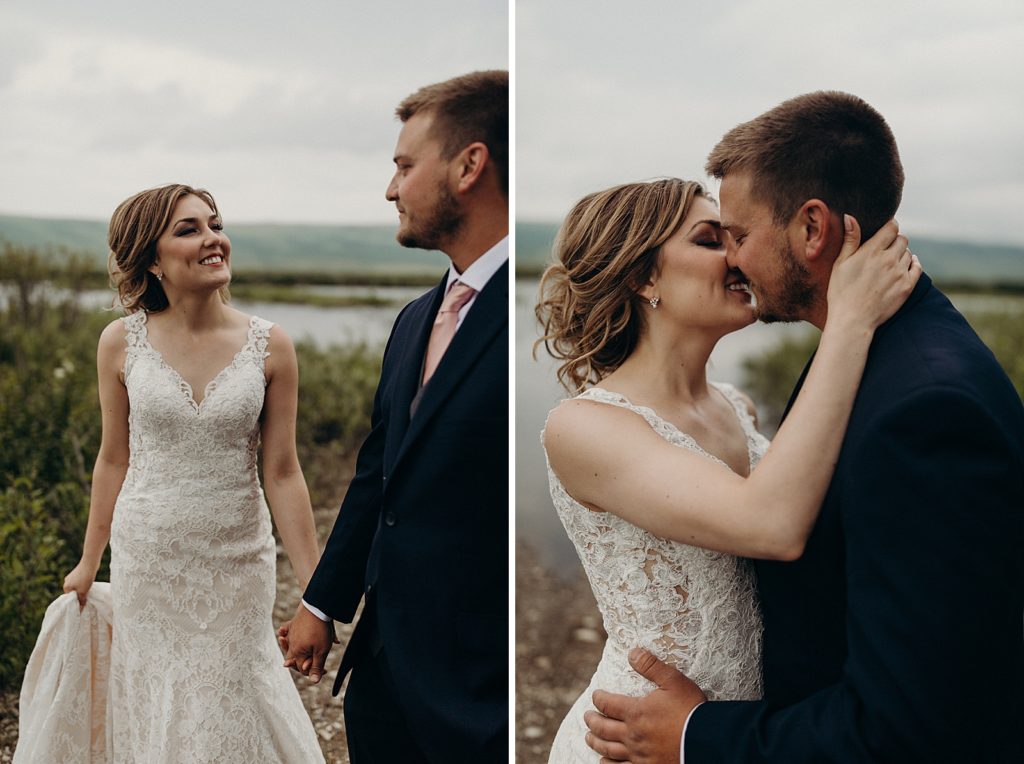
[0,479,75,689]
[293,340,382,507]
[741,333,820,434]
[964,309,1024,400]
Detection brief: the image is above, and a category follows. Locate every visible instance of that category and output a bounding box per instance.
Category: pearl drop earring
[649,296,660,309]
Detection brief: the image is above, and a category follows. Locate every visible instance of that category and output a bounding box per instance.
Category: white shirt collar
[444,235,509,294]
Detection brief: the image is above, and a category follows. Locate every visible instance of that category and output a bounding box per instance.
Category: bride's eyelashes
[173,220,225,236]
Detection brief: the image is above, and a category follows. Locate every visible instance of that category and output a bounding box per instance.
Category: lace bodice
[120,310,270,494]
[104,311,323,762]
[544,383,768,762]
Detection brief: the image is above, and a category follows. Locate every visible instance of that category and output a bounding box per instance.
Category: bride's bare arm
[545,218,921,561]
[63,320,130,605]
[261,326,321,590]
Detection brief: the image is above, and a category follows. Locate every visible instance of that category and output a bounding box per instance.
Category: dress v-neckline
[583,385,756,478]
[139,313,256,413]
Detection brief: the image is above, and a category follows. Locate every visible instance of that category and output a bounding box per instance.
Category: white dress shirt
[302,235,508,624]
[680,703,704,762]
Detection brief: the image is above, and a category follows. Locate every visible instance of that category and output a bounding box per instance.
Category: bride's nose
[203,226,226,247]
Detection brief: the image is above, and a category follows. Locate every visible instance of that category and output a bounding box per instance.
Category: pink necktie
[422,281,476,385]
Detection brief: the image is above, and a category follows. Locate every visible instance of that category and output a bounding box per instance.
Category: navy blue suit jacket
[304,261,508,762]
[686,275,1024,762]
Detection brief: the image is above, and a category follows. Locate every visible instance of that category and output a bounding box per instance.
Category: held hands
[62,560,97,610]
[279,604,338,684]
[827,216,922,332]
[584,648,707,764]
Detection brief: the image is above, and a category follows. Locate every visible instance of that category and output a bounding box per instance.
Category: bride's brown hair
[535,178,707,392]
[108,184,230,313]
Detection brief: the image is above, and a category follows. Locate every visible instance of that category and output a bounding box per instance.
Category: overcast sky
[0,0,507,224]
[517,0,1024,246]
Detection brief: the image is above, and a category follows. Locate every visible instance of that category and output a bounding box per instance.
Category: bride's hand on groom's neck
[584,648,707,763]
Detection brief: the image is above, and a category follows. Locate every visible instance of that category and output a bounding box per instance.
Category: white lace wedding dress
[543,384,767,763]
[106,311,324,762]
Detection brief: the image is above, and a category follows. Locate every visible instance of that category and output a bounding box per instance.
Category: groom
[584,92,1024,762]
[283,71,508,763]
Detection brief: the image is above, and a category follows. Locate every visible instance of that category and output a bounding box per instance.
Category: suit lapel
[387,277,446,460]
[390,260,507,475]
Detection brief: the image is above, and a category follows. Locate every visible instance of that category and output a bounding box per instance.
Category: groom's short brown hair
[397,70,509,197]
[706,91,904,238]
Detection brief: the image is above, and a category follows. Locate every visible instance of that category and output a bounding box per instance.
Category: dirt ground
[515,541,604,763]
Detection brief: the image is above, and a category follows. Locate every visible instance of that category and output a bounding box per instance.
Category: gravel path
[515,541,604,763]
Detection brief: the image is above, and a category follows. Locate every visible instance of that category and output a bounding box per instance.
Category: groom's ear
[792,199,835,263]
[452,141,491,194]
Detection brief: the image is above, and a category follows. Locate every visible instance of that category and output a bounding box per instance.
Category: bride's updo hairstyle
[108,184,229,313]
[535,178,707,392]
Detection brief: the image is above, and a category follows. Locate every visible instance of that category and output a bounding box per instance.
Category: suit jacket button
[384,511,396,526]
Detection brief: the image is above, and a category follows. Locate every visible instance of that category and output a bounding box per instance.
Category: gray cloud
[0,0,507,223]
[517,0,1024,245]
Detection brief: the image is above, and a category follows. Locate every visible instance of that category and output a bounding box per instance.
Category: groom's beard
[397,180,464,251]
[754,241,817,324]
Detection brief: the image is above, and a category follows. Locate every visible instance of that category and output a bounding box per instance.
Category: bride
[58,184,325,762]
[536,178,918,762]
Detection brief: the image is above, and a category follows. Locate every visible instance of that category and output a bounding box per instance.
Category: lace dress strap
[243,316,274,374]
[572,386,686,445]
[120,311,148,377]
[710,381,758,438]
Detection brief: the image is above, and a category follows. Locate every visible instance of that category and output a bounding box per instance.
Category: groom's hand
[282,603,335,683]
[584,648,707,763]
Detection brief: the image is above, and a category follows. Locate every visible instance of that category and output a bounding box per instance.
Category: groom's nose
[724,241,738,270]
[385,174,399,201]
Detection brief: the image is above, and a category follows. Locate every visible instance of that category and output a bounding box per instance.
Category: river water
[70,284,427,348]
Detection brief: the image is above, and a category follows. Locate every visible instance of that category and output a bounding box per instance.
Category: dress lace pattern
[107,311,323,762]
[543,384,768,763]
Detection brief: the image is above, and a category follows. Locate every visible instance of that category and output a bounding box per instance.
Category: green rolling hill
[0,214,449,276]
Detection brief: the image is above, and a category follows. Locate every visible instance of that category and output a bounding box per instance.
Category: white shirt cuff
[680,702,705,764]
[301,599,331,622]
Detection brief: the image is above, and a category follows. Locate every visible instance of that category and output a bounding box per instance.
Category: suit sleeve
[685,388,1024,762]
[301,304,410,623]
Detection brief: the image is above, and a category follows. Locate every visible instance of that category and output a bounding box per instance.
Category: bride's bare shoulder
[98,314,128,349]
[543,393,653,455]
